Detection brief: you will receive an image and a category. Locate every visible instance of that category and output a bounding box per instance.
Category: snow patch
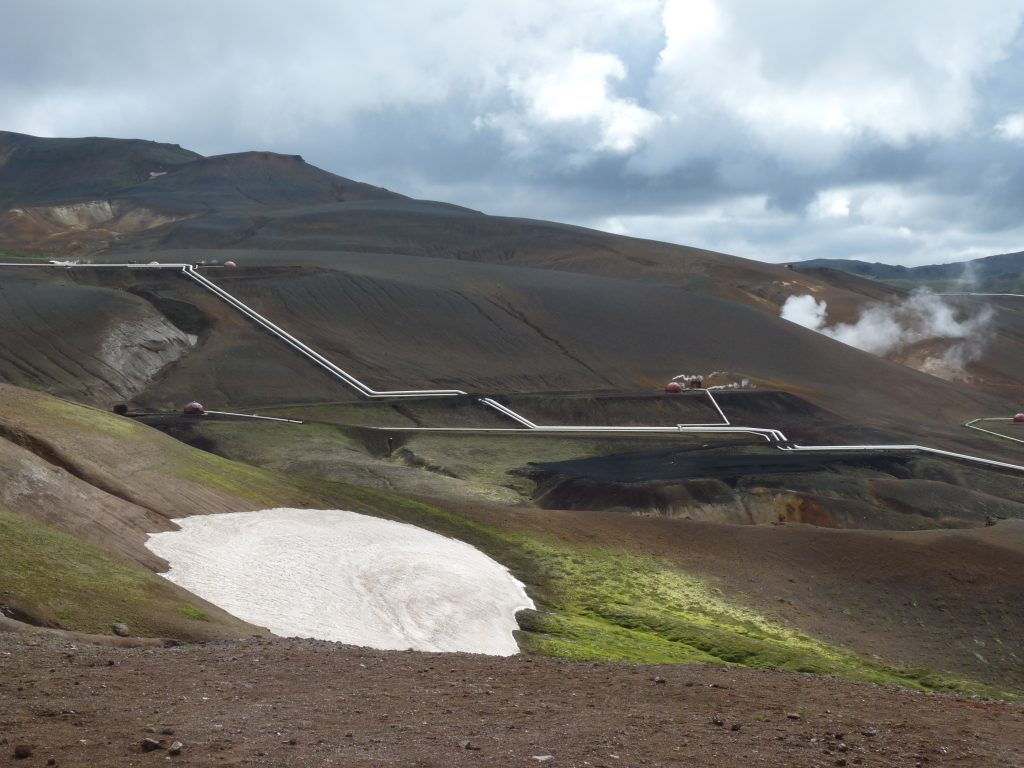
[145,508,535,656]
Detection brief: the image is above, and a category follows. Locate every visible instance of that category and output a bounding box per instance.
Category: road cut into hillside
[145,508,533,655]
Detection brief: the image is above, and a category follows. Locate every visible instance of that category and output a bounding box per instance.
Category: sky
[3,0,1024,266]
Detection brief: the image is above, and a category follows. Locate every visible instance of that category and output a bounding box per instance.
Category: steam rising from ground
[781,289,992,374]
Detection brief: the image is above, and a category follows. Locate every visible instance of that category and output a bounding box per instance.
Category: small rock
[168,741,183,756]
[112,623,130,637]
[459,740,481,750]
[653,676,666,684]
[141,738,162,752]
[710,716,725,727]
[786,712,802,720]
[13,745,32,760]
[161,728,175,736]
[531,757,555,763]
[731,723,742,731]
[861,728,877,738]
[47,759,56,766]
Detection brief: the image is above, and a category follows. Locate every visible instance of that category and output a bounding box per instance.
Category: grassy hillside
[2,386,1019,696]
[311,484,1020,699]
[0,507,263,640]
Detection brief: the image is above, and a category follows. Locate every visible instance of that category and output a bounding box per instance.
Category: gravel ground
[2,633,1021,767]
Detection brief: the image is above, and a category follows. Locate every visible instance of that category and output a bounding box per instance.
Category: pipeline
[181,265,467,398]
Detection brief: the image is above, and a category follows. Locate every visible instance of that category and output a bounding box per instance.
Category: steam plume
[780,288,993,374]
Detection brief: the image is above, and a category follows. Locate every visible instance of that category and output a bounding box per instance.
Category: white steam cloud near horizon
[780,289,994,374]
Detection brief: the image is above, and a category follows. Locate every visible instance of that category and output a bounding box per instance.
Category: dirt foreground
[1,633,1021,768]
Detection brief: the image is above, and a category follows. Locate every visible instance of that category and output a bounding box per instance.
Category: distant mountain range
[792,251,1024,293]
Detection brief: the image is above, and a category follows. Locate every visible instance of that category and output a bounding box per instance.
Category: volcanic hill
[1,132,1023,765]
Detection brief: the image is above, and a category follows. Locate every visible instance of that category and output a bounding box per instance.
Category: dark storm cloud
[3,0,1024,265]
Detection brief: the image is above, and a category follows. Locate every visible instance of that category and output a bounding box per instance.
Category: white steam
[955,260,979,290]
[780,289,993,374]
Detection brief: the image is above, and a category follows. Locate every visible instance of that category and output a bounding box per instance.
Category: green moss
[300,482,1018,699]
[4,387,1012,697]
[179,604,210,622]
[0,250,52,261]
[0,507,229,637]
[169,449,294,503]
[33,396,143,439]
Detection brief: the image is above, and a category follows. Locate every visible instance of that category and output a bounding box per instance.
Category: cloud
[476,48,661,157]
[639,0,1024,171]
[807,190,852,220]
[2,1,1024,267]
[995,112,1024,140]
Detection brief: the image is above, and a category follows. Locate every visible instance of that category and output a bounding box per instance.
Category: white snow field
[145,508,534,655]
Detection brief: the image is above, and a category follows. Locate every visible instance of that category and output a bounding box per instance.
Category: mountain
[2,132,1023,712]
[794,251,1024,292]
[0,130,200,207]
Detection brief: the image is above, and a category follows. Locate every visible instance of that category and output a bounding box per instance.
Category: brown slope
[802,267,1024,403]
[0,384,332,537]
[0,270,195,403]
[3,633,1023,767]
[185,257,1012,436]
[449,499,1024,691]
[0,254,1017,462]
[0,433,172,569]
[0,384,346,640]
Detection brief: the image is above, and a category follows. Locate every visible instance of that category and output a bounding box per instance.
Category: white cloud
[641,0,1024,169]
[995,112,1024,140]
[808,189,852,220]
[661,0,723,55]
[479,49,660,156]
[2,1,1024,269]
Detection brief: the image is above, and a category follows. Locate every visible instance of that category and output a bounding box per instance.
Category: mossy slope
[315,484,1020,700]
[0,507,263,639]
[0,386,1016,697]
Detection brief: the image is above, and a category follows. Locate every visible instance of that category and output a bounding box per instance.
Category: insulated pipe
[7,263,1021,472]
[386,425,779,441]
[938,292,1024,298]
[963,418,1024,446]
[776,442,1024,473]
[475,396,781,439]
[702,389,730,425]
[181,266,467,398]
[477,398,538,428]
[203,410,304,424]
[0,262,193,268]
